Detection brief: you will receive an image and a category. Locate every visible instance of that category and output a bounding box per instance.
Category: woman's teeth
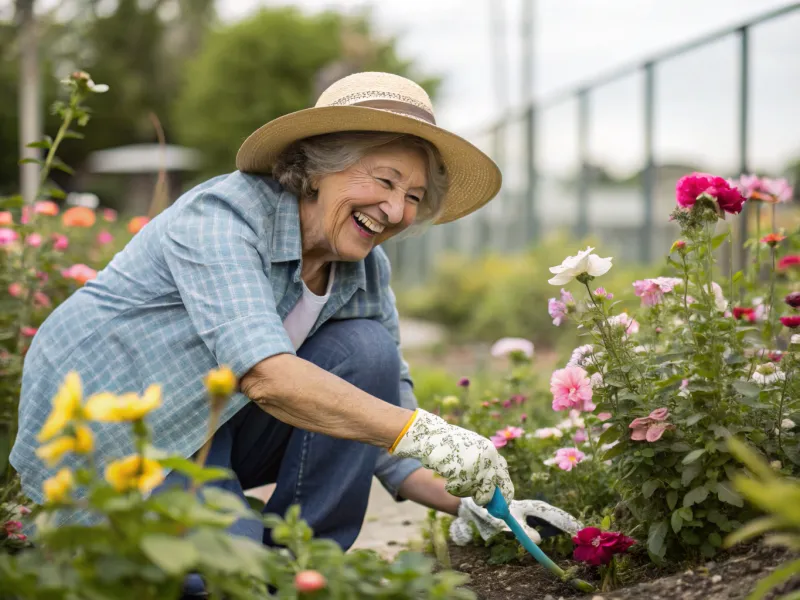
[353,211,385,234]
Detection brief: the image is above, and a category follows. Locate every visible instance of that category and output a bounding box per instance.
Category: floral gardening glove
[391,409,514,505]
[449,497,584,546]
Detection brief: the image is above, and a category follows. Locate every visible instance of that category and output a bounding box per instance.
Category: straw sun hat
[235,71,502,224]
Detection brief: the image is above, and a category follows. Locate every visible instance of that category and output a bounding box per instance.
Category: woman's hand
[391,409,514,505]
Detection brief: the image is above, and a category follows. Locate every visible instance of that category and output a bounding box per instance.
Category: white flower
[590,372,604,388]
[791,334,800,345]
[556,410,585,431]
[490,337,534,359]
[567,344,594,368]
[752,362,785,385]
[607,313,639,335]
[770,460,782,470]
[782,418,796,430]
[548,246,613,285]
[533,427,563,439]
[704,282,728,312]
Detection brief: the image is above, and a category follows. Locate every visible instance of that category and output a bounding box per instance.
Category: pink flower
[490,337,534,359]
[573,429,588,443]
[8,283,23,298]
[52,234,69,251]
[511,394,526,405]
[18,506,31,516]
[502,399,512,409]
[520,413,528,423]
[25,233,42,247]
[560,289,575,305]
[481,401,490,408]
[102,208,118,222]
[34,200,59,216]
[608,313,639,336]
[573,527,636,565]
[534,427,563,439]
[33,292,50,308]
[490,426,524,448]
[552,447,585,471]
[550,366,595,412]
[736,175,793,204]
[0,211,12,225]
[61,264,98,285]
[629,408,675,442]
[594,287,613,299]
[0,228,19,246]
[97,231,114,245]
[676,173,745,214]
[20,327,37,338]
[548,298,568,326]
[597,412,612,422]
[632,277,682,307]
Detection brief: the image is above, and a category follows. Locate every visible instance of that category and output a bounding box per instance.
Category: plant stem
[776,371,789,454]
[191,407,221,493]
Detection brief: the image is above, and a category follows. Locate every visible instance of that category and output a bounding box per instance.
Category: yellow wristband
[389,409,419,454]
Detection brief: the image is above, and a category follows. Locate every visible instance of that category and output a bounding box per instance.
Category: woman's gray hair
[271,131,449,224]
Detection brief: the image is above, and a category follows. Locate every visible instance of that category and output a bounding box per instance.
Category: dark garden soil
[449,540,798,600]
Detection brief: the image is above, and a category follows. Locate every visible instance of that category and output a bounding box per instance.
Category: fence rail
[385,2,800,286]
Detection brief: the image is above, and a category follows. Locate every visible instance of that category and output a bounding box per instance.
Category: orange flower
[34,201,59,216]
[127,216,150,235]
[761,233,786,247]
[0,211,12,225]
[62,206,96,228]
[61,264,97,285]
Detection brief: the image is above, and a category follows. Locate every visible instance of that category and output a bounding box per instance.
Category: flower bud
[295,570,327,593]
[457,377,470,387]
[670,240,686,253]
[785,292,800,308]
[205,366,237,399]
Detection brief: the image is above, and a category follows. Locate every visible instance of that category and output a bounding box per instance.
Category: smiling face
[301,144,429,262]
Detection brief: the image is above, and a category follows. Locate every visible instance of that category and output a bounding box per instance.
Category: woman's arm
[240,352,413,449]
[397,468,461,515]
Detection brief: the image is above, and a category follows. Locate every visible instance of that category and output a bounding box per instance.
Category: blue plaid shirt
[11,172,422,522]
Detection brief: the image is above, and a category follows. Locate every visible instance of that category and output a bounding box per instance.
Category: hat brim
[235,105,502,224]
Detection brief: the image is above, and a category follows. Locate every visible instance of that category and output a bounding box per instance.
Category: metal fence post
[736,25,750,276]
[575,90,590,239]
[641,62,656,263]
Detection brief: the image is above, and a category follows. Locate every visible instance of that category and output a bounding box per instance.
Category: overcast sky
[13,0,800,176]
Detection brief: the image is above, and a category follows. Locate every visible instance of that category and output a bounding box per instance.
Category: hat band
[349,99,437,126]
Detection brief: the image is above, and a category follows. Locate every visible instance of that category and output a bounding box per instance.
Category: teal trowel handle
[485,487,564,575]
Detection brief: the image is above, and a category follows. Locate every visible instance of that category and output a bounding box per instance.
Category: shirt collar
[270,188,367,292]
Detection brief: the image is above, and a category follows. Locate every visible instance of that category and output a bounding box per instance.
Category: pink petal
[645,423,669,442]
[630,428,648,441]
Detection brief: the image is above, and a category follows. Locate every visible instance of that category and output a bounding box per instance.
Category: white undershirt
[282,263,336,350]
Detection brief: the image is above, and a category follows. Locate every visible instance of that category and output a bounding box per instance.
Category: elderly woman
[11,72,579,595]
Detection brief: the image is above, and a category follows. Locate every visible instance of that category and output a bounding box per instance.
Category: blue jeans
[163,318,402,596]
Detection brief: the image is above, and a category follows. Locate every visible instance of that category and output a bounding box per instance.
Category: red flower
[778,255,800,270]
[780,315,800,329]
[733,307,757,322]
[761,233,786,246]
[294,570,327,593]
[676,173,745,214]
[786,292,800,308]
[572,527,636,566]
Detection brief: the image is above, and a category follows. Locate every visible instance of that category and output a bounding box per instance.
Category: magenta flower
[629,408,675,442]
[25,233,42,247]
[20,327,37,338]
[52,234,69,251]
[676,172,745,214]
[491,426,524,448]
[573,527,636,566]
[0,228,19,246]
[551,366,595,412]
[502,399,512,409]
[511,394,526,405]
[551,447,585,471]
[548,298,568,326]
[97,231,114,245]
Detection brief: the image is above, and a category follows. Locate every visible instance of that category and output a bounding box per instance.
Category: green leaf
[711,232,729,249]
[26,136,52,149]
[732,270,744,283]
[717,481,744,507]
[602,443,626,461]
[601,515,611,530]
[671,442,692,452]
[598,426,622,445]
[732,381,761,399]
[140,534,198,575]
[158,457,234,484]
[50,157,74,175]
[683,485,709,507]
[642,479,660,499]
[683,449,706,465]
[647,521,669,559]
[685,414,707,426]
[677,507,693,521]
[666,489,678,510]
[723,516,783,547]
[0,195,24,209]
[0,427,8,475]
[18,157,42,165]
[44,186,66,200]
[245,494,266,512]
[671,511,683,534]
[63,129,84,140]
[708,532,722,547]
[200,487,252,516]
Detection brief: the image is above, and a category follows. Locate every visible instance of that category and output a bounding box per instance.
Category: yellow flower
[441,395,461,409]
[37,372,82,442]
[43,468,74,503]
[204,366,237,398]
[84,385,162,422]
[74,424,94,454]
[104,456,164,494]
[36,436,77,467]
[35,425,94,467]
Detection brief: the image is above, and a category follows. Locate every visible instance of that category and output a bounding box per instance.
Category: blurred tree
[172,7,440,180]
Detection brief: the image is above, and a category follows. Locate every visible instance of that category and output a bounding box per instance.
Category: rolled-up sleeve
[371,249,423,500]
[162,193,295,378]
